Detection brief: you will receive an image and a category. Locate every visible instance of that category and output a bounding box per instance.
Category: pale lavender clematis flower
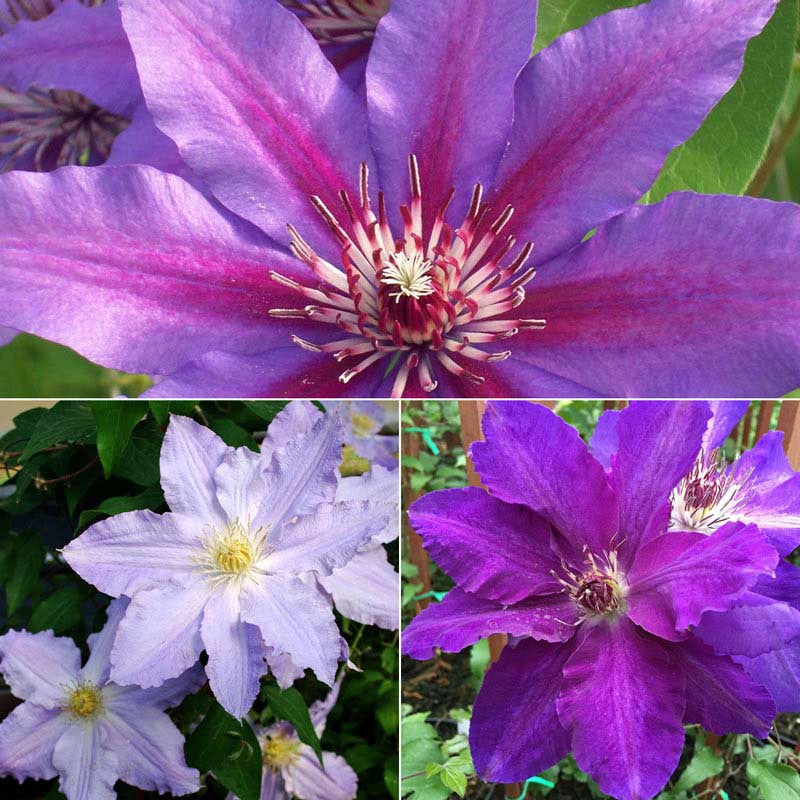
[343,401,398,470]
[1,0,799,397]
[402,402,790,800]
[0,598,203,800]
[62,405,391,718]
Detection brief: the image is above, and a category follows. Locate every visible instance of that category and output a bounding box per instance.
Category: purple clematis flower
[228,672,357,800]
[0,598,203,800]
[62,403,392,718]
[591,400,800,713]
[0,0,799,397]
[342,401,399,470]
[401,401,796,800]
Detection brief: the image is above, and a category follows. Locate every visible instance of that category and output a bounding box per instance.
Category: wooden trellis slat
[777,400,800,470]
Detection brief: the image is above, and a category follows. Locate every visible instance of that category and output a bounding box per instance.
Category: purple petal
[264,646,306,691]
[408,487,561,604]
[334,466,398,544]
[556,618,685,800]
[309,672,345,736]
[471,402,618,557]
[676,636,774,737]
[515,193,800,397]
[739,637,800,713]
[259,768,289,800]
[240,575,341,686]
[213,445,268,529]
[261,401,323,463]
[52,722,118,800]
[63,510,199,597]
[737,471,800,557]
[200,586,267,718]
[0,0,140,115]
[401,587,576,661]
[608,401,710,567]
[0,165,301,378]
[285,747,357,800]
[588,408,621,471]
[0,629,80,708]
[493,0,779,262]
[627,523,778,639]
[115,663,207,711]
[366,0,535,226]
[81,597,129,685]
[0,702,67,782]
[110,582,209,689]
[735,431,794,488]
[119,0,371,252]
[319,546,399,630]
[471,638,573,782]
[104,691,201,794]
[704,402,750,451]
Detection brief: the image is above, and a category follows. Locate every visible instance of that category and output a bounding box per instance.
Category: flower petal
[52,722,118,800]
[200,585,267,718]
[515,193,800,397]
[334,466,398,544]
[408,487,561,604]
[285,746,358,800]
[213,445,268,528]
[627,523,778,639]
[0,0,140,114]
[608,401,710,566]
[471,402,618,557]
[588,408,620,471]
[401,587,576,661]
[104,692,201,795]
[114,664,207,711]
[704,402,750,451]
[556,618,685,800]
[261,401,323,464]
[0,629,80,709]
[110,582,209,689]
[676,636,774,737]
[264,646,306,691]
[81,597,129,685]
[0,702,67,782]
[471,638,573,782]
[319,546,399,630]
[366,0,536,225]
[739,637,800,713]
[119,0,371,252]
[0,165,299,378]
[493,0,779,262]
[63,510,199,597]
[240,575,341,686]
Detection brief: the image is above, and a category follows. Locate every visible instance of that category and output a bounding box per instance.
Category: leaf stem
[747,86,800,196]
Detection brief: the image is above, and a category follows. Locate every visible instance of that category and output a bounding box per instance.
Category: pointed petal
[200,585,267,718]
[704,402,750,451]
[402,587,576,661]
[284,747,357,800]
[119,0,371,251]
[334,466,398,545]
[319,546,399,630]
[493,0,780,262]
[213,445,268,528]
[556,618,685,800]
[471,638,573,782]
[309,672,345,736]
[588,408,621,471]
[81,597,130,685]
[264,646,306,691]
[115,663,207,711]
[471,402,618,557]
[408,487,561,604]
[261,401,323,464]
[52,722,118,800]
[0,629,80,709]
[63,510,199,597]
[739,637,800,713]
[0,702,67,782]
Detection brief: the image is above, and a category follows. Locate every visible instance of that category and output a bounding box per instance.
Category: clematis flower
[228,672,357,800]
[0,597,203,800]
[401,401,796,800]
[1,0,799,397]
[342,401,399,470]
[591,400,800,713]
[62,404,391,718]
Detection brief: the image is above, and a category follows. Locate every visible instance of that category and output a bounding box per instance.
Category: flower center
[350,410,376,438]
[67,684,102,719]
[554,549,626,620]
[670,449,750,534]
[279,0,390,45]
[197,519,267,585]
[263,733,301,771]
[574,574,621,615]
[270,156,545,397]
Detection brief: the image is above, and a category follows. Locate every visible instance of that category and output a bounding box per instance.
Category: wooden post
[755,401,776,441]
[777,400,800,470]
[402,401,432,611]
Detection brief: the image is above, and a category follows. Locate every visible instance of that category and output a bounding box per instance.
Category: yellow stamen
[67,685,102,719]
[263,734,301,771]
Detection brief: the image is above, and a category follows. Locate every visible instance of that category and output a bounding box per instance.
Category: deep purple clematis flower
[62,403,391,718]
[592,400,800,713]
[0,598,203,800]
[228,672,357,800]
[1,0,799,398]
[401,401,795,800]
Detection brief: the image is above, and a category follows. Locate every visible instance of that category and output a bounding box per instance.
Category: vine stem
[35,456,99,486]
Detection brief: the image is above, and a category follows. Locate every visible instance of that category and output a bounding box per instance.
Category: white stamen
[381,252,436,301]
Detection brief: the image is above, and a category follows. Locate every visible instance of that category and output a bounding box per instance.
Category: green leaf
[673,746,724,793]
[147,401,197,427]
[210,418,259,451]
[469,639,490,691]
[90,401,147,478]
[377,692,400,735]
[264,685,323,765]
[28,586,82,633]
[184,701,262,800]
[535,0,643,52]
[6,534,46,614]
[427,762,468,798]
[20,402,96,461]
[645,0,798,201]
[114,419,163,486]
[401,713,449,800]
[385,758,400,800]
[746,759,800,800]
[243,401,289,423]
[77,485,165,530]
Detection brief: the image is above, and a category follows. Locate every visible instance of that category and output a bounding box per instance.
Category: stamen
[263,733,301,771]
[278,0,390,45]
[66,683,103,719]
[554,550,626,620]
[196,519,268,586]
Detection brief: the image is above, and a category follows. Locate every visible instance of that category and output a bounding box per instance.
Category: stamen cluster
[66,682,103,720]
[263,733,301,771]
[271,156,545,396]
[279,0,389,45]
[196,519,268,586]
[554,549,626,620]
